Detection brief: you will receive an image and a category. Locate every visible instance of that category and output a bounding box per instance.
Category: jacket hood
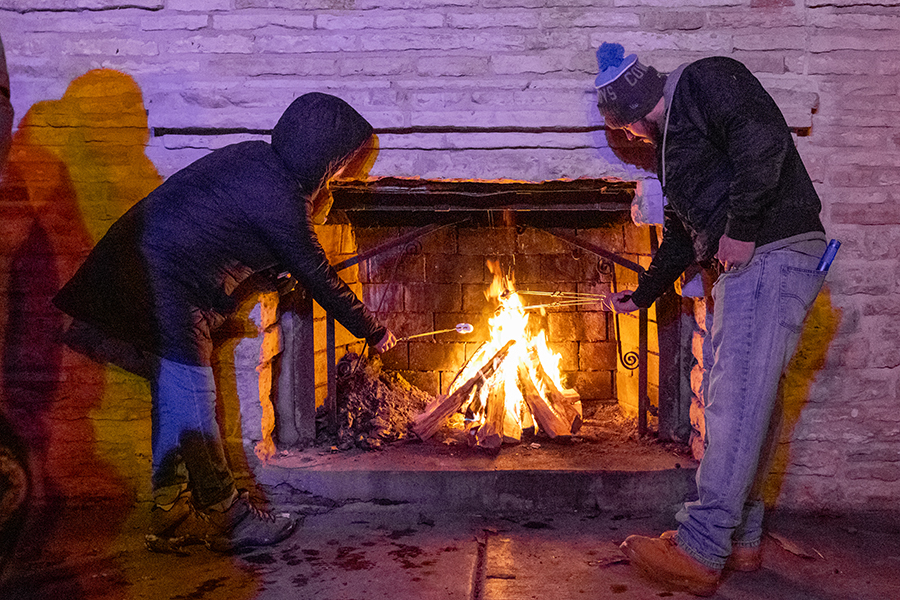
[271,92,374,193]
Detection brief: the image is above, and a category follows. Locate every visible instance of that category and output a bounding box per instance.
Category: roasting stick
[520,299,599,311]
[495,289,605,311]
[397,323,474,342]
[517,289,604,297]
[515,290,604,300]
[511,289,607,311]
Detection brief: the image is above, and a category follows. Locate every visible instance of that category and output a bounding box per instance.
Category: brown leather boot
[202,490,297,554]
[661,530,762,572]
[620,533,721,597]
[145,492,213,555]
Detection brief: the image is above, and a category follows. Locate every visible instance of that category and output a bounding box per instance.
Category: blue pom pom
[596,43,625,71]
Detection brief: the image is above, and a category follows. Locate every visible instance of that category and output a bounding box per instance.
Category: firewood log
[503,409,523,444]
[528,347,583,434]
[412,340,516,440]
[475,381,506,449]
[517,363,571,438]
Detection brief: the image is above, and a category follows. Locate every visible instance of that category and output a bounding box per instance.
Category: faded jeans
[675,238,826,570]
[150,358,235,508]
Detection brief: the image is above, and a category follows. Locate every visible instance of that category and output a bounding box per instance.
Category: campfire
[413,260,583,449]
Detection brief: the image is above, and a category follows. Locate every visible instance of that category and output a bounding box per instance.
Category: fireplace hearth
[250,177,692,466]
[240,176,699,514]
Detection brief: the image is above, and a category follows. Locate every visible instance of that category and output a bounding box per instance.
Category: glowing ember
[421,260,582,449]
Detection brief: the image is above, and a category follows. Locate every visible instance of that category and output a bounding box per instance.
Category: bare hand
[602,290,639,314]
[716,235,755,272]
[373,330,397,354]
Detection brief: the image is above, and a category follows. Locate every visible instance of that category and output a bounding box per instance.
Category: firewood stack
[412,339,583,449]
[412,340,515,444]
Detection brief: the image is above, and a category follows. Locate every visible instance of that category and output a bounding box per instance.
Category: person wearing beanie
[54,93,397,555]
[595,43,827,596]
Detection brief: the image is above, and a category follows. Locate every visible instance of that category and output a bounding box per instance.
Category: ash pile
[317,353,434,451]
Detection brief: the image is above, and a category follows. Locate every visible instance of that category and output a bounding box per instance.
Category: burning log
[473,381,507,449]
[528,347,583,435]
[469,379,526,449]
[502,404,523,444]
[549,386,583,434]
[412,339,516,440]
[517,363,572,439]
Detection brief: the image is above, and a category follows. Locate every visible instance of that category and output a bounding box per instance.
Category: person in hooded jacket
[593,44,827,596]
[53,92,397,554]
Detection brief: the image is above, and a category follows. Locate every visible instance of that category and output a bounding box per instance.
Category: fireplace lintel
[330,177,635,227]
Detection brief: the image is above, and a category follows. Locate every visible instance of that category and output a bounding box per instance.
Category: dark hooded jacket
[629,57,824,308]
[53,92,385,366]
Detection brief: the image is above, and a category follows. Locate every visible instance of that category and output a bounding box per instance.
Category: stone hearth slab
[247,432,699,515]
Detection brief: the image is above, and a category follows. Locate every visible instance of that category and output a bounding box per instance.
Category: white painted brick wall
[0,0,899,513]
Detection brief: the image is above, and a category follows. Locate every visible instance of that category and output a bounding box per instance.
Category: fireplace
[284,177,692,450]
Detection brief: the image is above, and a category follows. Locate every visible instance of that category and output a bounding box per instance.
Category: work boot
[620,533,721,597]
[145,492,213,555]
[203,490,296,553]
[661,530,762,572]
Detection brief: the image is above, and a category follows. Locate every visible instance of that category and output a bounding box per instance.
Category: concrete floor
[3,421,899,599]
[2,500,899,600]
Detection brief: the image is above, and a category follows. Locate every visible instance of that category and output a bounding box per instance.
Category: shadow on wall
[0,69,261,597]
[0,68,161,506]
[0,68,157,589]
[762,287,841,507]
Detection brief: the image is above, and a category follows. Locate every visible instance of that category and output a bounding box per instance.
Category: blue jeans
[675,240,826,570]
[150,358,235,508]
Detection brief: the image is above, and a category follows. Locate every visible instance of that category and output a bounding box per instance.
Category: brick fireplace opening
[236,175,699,509]
[319,177,691,446]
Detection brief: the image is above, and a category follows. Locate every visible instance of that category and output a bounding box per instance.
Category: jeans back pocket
[778,266,826,334]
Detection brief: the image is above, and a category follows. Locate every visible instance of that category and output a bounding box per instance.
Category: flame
[448,260,577,444]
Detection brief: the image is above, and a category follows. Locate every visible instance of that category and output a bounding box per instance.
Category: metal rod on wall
[638,308,649,436]
[327,314,337,437]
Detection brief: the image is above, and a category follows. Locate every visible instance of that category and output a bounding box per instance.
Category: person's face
[330,163,348,180]
[620,117,660,145]
[333,134,379,181]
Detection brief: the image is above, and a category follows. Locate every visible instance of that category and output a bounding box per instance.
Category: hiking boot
[661,530,762,572]
[620,533,721,597]
[145,492,213,555]
[203,490,296,553]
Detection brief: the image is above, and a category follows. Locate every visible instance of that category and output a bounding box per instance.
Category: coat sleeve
[680,61,793,243]
[251,193,386,346]
[629,204,695,309]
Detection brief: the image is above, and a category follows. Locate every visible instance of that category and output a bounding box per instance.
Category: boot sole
[621,541,719,597]
[206,519,298,554]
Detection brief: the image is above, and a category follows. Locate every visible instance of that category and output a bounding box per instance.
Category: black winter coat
[54,93,385,366]
[630,57,824,308]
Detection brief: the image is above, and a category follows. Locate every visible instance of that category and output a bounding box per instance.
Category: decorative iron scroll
[606,258,640,372]
[619,344,640,371]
